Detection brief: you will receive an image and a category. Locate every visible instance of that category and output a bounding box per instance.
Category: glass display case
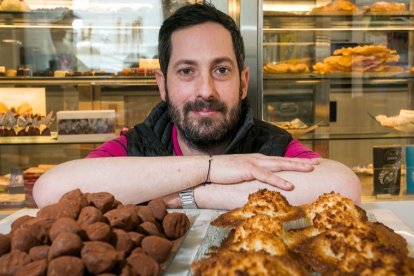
[0,0,209,176]
[241,0,414,199]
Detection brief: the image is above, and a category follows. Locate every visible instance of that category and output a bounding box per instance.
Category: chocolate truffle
[137,206,156,223]
[15,259,47,276]
[47,256,84,276]
[87,192,115,213]
[127,252,160,276]
[11,227,40,252]
[0,233,11,256]
[162,212,190,240]
[111,229,134,256]
[29,245,50,261]
[141,235,173,263]
[84,222,112,242]
[48,232,82,260]
[77,206,104,229]
[49,217,82,241]
[147,199,168,221]
[128,232,145,247]
[138,221,162,237]
[104,207,139,231]
[10,215,34,233]
[20,217,54,244]
[81,241,122,274]
[0,250,31,275]
[59,188,89,208]
[37,201,80,220]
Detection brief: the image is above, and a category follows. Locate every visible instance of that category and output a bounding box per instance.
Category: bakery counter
[1,204,413,275]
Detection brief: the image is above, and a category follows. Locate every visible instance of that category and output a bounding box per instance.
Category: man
[33,3,360,209]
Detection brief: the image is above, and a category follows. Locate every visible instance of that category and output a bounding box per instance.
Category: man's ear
[241,66,250,100]
[155,69,167,101]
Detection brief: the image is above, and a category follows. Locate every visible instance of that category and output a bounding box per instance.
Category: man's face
[156,22,249,150]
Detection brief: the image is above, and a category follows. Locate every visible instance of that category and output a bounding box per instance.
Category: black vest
[125,101,292,157]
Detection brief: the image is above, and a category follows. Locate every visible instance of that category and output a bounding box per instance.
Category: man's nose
[196,72,218,100]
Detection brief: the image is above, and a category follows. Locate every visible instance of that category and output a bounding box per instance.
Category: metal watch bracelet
[179,188,198,209]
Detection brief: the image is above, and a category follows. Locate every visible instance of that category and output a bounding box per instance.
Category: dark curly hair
[158,3,245,79]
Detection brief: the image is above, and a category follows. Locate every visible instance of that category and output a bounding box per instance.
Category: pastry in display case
[254,0,414,199]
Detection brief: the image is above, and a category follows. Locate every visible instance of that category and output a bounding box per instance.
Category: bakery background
[0,0,412,200]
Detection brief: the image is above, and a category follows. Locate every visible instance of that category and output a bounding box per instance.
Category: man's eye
[179,68,192,75]
[216,67,230,74]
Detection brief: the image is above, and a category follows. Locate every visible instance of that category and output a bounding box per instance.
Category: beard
[167,93,243,151]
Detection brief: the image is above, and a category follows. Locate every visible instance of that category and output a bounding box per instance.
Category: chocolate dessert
[47,256,84,276]
[49,217,82,241]
[84,222,111,242]
[29,245,50,261]
[141,236,173,263]
[0,250,31,275]
[48,232,82,259]
[81,241,122,274]
[162,212,191,239]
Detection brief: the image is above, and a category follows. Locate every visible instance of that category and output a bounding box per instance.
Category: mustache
[183,99,227,114]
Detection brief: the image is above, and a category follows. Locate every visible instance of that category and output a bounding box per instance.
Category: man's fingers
[256,157,317,172]
[251,168,294,191]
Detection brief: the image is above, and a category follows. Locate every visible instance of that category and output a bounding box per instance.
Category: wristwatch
[179,188,198,209]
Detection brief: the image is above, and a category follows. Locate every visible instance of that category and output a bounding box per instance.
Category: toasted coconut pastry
[281,192,368,249]
[211,189,302,228]
[224,230,288,256]
[301,192,367,223]
[296,223,411,275]
[232,214,284,241]
[191,251,309,276]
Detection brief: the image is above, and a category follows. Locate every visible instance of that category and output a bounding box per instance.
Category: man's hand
[209,154,318,190]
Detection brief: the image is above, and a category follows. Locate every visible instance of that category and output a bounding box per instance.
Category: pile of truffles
[0,189,191,276]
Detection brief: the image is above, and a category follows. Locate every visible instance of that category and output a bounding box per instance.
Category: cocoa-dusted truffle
[104,206,139,231]
[128,232,145,247]
[147,199,168,221]
[59,188,89,208]
[15,259,47,276]
[10,215,34,233]
[81,241,122,274]
[47,256,84,276]
[137,206,156,223]
[48,232,82,260]
[141,235,173,263]
[87,192,115,213]
[84,222,112,242]
[49,217,82,241]
[111,229,134,255]
[138,221,162,237]
[20,217,54,244]
[11,227,40,252]
[37,201,80,220]
[162,212,191,239]
[29,245,50,261]
[0,250,31,275]
[77,206,104,229]
[127,251,160,276]
[0,233,10,256]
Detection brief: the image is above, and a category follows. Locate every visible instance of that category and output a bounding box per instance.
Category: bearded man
[34,3,360,209]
